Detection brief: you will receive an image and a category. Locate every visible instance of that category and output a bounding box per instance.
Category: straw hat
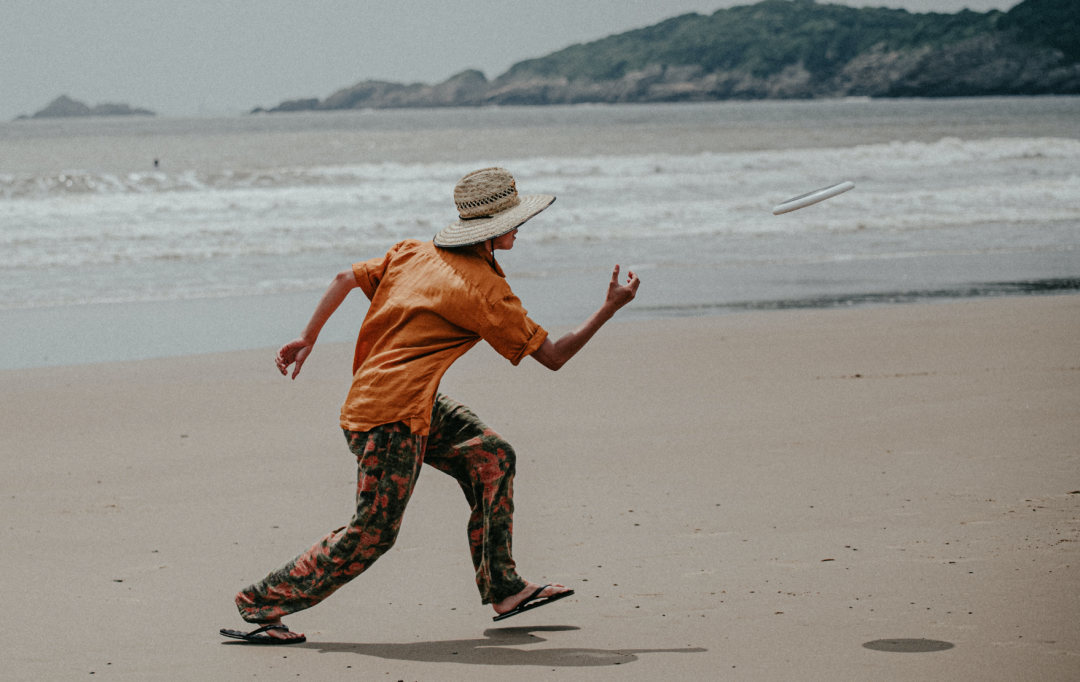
[434,167,555,247]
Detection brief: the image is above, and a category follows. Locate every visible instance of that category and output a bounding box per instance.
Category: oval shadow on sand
[279,625,707,667]
[863,639,955,653]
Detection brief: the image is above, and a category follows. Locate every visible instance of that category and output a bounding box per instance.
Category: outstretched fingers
[606,264,640,311]
[611,264,640,289]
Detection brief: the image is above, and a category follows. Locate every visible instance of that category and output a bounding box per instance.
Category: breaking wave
[1,136,1078,307]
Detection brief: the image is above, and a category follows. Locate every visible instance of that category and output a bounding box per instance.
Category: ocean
[1,96,1078,369]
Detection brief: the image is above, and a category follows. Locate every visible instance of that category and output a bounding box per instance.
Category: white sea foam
[1,136,1078,308]
[2,138,1078,259]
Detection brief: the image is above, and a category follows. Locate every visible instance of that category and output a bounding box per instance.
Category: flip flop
[220,623,307,645]
[492,585,575,622]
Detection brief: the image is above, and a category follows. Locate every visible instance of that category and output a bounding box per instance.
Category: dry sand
[2,295,1078,681]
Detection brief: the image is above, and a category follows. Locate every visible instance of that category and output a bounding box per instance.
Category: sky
[2,0,1021,120]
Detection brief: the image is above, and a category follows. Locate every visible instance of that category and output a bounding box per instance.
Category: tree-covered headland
[256,0,1079,112]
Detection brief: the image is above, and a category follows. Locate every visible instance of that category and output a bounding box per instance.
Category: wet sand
[2,295,1077,681]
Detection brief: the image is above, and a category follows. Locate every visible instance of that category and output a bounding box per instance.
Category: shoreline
[3,276,1077,372]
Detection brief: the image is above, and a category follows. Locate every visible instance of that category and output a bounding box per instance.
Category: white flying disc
[772,181,855,215]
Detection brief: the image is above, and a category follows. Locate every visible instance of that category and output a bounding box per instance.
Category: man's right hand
[276,338,313,379]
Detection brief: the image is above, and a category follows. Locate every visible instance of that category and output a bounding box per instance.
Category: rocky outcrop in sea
[22,95,155,119]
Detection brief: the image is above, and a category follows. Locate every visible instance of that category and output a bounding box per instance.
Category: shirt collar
[461,242,506,278]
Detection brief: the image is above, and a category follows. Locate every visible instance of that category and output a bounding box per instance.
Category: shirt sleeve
[481,293,548,366]
[352,243,401,301]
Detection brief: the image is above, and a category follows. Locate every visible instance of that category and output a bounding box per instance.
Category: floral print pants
[235,394,526,623]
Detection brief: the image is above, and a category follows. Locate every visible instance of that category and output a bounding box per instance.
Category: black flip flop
[220,623,307,645]
[492,585,575,622]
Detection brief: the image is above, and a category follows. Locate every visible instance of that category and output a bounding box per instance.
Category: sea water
[1,97,1078,368]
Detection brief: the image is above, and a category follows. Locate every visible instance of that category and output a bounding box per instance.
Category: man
[221,167,640,644]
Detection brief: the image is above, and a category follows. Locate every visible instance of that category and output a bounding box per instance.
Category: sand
[2,295,1078,681]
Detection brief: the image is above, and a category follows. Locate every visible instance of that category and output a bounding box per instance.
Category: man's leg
[423,394,528,605]
[235,422,424,623]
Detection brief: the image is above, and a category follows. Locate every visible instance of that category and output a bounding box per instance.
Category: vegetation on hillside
[501,0,1074,83]
[1000,0,1080,62]
[253,0,1080,112]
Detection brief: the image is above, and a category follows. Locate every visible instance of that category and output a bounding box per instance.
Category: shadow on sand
[863,638,955,653]
[282,625,707,667]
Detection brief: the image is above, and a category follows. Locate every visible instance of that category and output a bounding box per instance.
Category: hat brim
[434,195,555,247]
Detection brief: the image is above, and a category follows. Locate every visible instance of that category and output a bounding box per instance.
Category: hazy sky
[3,0,1021,119]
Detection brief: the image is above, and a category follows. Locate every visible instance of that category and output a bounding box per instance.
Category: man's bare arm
[276,269,359,379]
[531,264,640,371]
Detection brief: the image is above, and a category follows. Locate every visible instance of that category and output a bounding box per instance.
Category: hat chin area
[434,194,555,248]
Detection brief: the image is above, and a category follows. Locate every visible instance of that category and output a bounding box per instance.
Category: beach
[3,294,1077,681]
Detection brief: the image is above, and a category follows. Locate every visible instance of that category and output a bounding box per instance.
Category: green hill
[1000,0,1080,62]
[503,0,1006,83]
[257,0,1080,112]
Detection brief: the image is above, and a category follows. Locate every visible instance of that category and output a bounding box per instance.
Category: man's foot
[493,582,573,619]
[256,618,304,641]
[219,618,306,644]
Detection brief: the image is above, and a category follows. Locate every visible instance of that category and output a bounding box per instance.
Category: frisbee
[772,181,855,215]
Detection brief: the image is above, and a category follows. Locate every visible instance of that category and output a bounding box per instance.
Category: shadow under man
[281,625,707,667]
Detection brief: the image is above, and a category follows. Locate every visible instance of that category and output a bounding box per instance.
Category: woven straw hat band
[454,167,520,219]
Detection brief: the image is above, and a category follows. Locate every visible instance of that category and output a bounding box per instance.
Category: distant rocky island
[254,0,1078,113]
[20,95,155,119]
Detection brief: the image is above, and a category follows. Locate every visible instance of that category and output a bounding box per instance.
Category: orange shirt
[340,239,548,435]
